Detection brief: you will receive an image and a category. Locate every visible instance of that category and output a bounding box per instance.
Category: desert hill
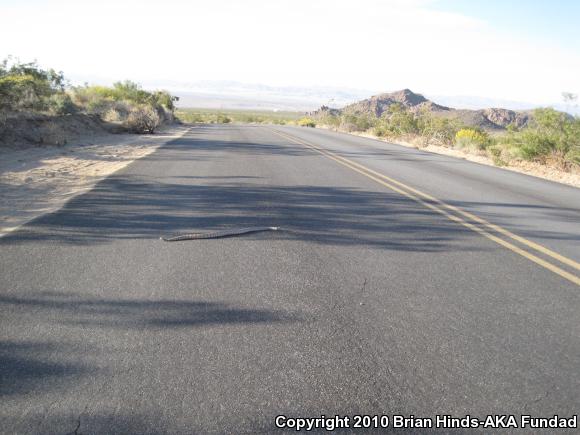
[320,89,531,130]
[342,89,450,116]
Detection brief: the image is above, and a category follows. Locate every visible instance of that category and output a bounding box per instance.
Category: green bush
[513,130,555,160]
[72,82,176,112]
[499,108,579,166]
[112,81,151,104]
[329,106,460,145]
[340,113,374,131]
[48,93,77,115]
[382,104,419,135]
[565,147,580,166]
[318,114,341,128]
[417,112,460,145]
[0,57,65,112]
[373,125,388,137]
[487,144,507,166]
[0,74,45,111]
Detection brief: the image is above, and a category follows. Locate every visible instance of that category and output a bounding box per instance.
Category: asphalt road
[1,124,579,434]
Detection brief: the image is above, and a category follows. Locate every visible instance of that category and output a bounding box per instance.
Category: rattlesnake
[161,226,280,242]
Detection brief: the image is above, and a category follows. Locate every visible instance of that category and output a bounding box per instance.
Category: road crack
[67,417,81,435]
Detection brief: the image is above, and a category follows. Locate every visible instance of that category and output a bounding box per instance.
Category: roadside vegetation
[1,57,178,135]
[176,108,303,125]
[72,81,177,133]
[314,103,580,171]
[297,117,316,127]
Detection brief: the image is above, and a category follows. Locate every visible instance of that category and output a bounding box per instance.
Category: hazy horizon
[52,74,576,115]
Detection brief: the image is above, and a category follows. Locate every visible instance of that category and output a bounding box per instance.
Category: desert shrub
[318,114,341,128]
[368,106,459,144]
[0,57,65,112]
[125,105,161,133]
[73,85,114,103]
[455,128,491,150]
[102,107,123,122]
[102,101,131,122]
[338,114,374,131]
[373,125,388,137]
[216,113,232,124]
[511,130,556,160]
[152,91,179,111]
[339,122,358,132]
[175,109,301,125]
[235,113,265,123]
[47,93,77,115]
[486,144,507,166]
[101,82,178,110]
[417,113,460,145]
[0,57,178,137]
[177,111,206,123]
[0,74,46,111]
[110,81,152,104]
[102,102,130,122]
[382,104,418,135]
[298,117,316,127]
[500,108,579,167]
[565,146,580,166]
[70,82,178,134]
[71,82,177,120]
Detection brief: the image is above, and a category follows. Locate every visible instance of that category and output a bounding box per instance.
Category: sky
[1,0,579,105]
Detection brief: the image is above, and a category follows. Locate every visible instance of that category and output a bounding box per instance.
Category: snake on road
[161,226,280,242]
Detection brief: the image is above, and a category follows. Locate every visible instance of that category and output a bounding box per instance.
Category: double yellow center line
[270,128,580,286]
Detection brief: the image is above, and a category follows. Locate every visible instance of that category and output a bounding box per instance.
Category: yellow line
[270,128,580,286]
[315,142,580,271]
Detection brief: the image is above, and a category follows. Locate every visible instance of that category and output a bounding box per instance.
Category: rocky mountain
[450,107,531,130]
[316,89,531,130]
[342,89,450,116]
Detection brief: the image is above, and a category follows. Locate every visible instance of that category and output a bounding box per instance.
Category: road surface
[1,124,579,434]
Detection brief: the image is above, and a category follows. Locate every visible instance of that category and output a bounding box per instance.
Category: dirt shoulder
[0,125,189,236]
[317,126,580,188]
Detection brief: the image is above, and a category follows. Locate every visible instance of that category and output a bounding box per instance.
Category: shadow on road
[0,340,94,397]
[1,126,576,250]
[0,292,298,330]
[0,291,298,402]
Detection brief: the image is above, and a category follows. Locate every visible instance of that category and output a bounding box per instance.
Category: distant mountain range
[147,80,370,111]
[138,79,578,115]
